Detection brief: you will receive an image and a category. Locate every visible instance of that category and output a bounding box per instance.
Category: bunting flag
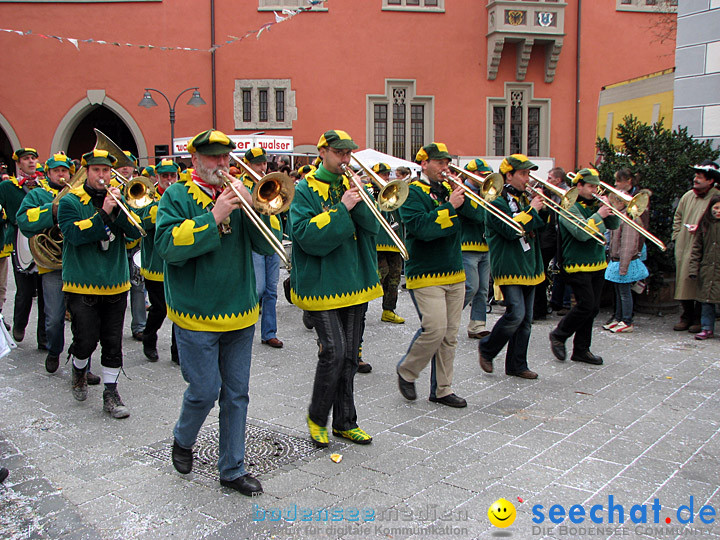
[0,0,323,53]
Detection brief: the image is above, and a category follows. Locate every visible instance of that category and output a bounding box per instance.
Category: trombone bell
[253,172,294,215]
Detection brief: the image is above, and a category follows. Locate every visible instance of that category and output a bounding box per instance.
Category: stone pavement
[1,270,719,540]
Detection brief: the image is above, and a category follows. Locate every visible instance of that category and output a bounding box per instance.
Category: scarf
[192,170,223,200]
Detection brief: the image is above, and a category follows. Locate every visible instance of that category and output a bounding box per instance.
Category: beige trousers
[398,282,464,398]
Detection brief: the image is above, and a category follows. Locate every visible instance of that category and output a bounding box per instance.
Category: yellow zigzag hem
[493,273,545,286]
[126,238,141,250]
[563,261,608,274]
[461,242,488,252]
[376,244,401,253]
[291,283,383,311]
[406,270,466,290]
[167,304,259,332]
[62,281,131,295]
[141,268,164,282]
[182,177,213,208]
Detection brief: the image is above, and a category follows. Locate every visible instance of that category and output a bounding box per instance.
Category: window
[487,83,550,157]
[367,80,434,161]
[233,79,296,130]
[382,0,444,12]
[257,0,327,11]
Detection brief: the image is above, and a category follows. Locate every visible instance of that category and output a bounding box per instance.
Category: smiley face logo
[488,498,516,528]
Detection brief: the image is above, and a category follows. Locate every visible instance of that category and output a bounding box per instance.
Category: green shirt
[485,189,545,286]
[135,193,163,281]
[0,176,48,254]
[154,176,278,332]
[57,184,143,294]
[289,165,382,310]
[559,198,620,273]
[16,183,60,273]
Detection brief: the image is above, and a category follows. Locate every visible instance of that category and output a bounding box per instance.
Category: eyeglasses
[329,148,353,158]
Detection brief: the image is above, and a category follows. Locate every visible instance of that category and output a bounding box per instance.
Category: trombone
[125,176,156,209]
[442,166,525,237]
[339,162,409,260]
[567,172,667,252]
[528,173,606,246]
[228,154,294,268]
[350,155,409,212]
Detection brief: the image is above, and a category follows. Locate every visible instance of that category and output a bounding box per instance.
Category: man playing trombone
[479,154,545,379]
[290,130,381,446]
[396,143,481,408]
[549,168,619,365]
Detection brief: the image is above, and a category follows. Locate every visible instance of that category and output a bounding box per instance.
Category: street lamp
[138,87,206,155]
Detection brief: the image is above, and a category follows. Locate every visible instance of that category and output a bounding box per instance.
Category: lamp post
[138,87,206,155]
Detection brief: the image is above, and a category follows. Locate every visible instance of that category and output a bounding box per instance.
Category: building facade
[0,1,676,171]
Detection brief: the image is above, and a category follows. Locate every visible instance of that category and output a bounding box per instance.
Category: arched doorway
[67,106,138,161]
[0,129,13,177]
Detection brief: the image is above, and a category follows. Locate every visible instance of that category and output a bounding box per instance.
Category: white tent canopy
[353,148,422,176]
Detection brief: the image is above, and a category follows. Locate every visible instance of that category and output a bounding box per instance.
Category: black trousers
[552,270,605,354]
[12,266,46,343]
[67,292,127,368]
[534,245,555,317]
[307,303,367,431]
[144,280,177,361]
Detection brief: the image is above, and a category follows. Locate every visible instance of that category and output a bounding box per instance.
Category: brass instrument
[350,155,409,212]
[91,129,147,237]
[227,155,294,268]
[528,173,606,246]
[339,163,409,260]
[567,172,667,252]
[444,165,525,237]
[125,176,156,209]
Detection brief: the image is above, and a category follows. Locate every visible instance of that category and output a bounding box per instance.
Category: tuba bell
[28,225,63,270]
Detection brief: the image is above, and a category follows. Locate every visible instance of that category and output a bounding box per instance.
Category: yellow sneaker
[381,310,405,324]
[332,427,373,445]
[307,415,328,447]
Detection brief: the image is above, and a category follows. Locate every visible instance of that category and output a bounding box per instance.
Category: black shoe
[571,350,603,365]
[549,331,566,361]
[479,348,493,373]
[132,331,144,342]
[357,361,372,374]
[429,393,467,408]
[302,311,314,330]
[45,354,60,373]
[0,467,8,483]
[86,371,101,385]
[143,344,159,362]
[220,474,263,496]
[12,326,24,343]
[172,440,193,474]
[397,368,416,401]
[507,369,539,379]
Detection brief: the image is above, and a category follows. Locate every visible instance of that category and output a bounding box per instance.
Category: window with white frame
[258,0,327,11]
[382,0,444,12]
[487,83,550,157]
[233,79,296,130]
[367,80,434,162]
[616,0,677,13]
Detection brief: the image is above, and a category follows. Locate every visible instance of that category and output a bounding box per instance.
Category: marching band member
[135,158,179,363]
[119,151,147,342]
[373,162,405,325]
[396,143,480,408]
[241,147,284,349]
[549,168,620,365]
[155,129,275,496]
[479,154,545,379]
[290,130,381,446]
[58,149,143,418]
[1,147,47,349]
[460,159,492,339]
[17,153,72,373]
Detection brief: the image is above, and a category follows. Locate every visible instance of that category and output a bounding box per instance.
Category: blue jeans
[462,251,490,322]
[480,285,535,374]
[252,252,279,341]
[41,270,65,356]
[701,303,717,332]
[613,282,633,324]
[174,325,254,481]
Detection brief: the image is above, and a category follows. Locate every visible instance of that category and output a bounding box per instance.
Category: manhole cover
[143,423,321,480]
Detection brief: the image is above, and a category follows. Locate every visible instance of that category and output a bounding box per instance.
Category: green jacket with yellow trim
[376,209,404,252]
[289,165,382,310]
[57,184,143,294]
[16,183,60,274]
[459,180,488,253]
[0,176,49,253]
[135,192,163,282]
[559,197,620,273]
[398,177,482,289]
[485,189,545,286]
[154,176,279,332]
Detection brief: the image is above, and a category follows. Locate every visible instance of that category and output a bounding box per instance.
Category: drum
[11,231,37,274]
[130,249,142,286]
[133,250,142,271]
